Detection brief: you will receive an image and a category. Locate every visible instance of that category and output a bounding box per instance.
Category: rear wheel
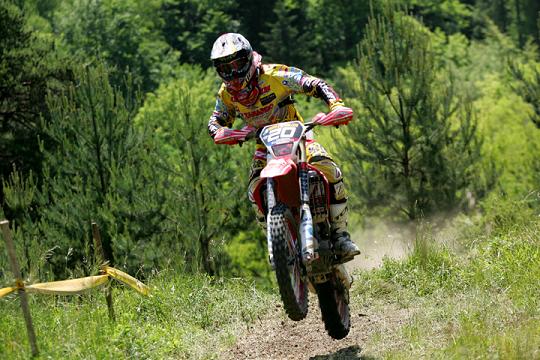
[315,274,350,339]
[270,203,308,321]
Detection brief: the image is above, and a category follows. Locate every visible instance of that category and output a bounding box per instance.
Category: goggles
[215,56,250,81]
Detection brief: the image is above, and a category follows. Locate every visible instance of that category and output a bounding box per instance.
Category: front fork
[298,141,318,264]
[265,141,318,268]
[266,177,276,268]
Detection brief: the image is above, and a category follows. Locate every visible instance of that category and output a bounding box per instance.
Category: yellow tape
[103,266,149,296]
[25,275,109,295]
[1,268,148,298]
[0,286,17,298]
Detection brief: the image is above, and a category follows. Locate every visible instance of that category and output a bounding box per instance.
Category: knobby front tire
[315,274,351,339]
[270,203,308,321]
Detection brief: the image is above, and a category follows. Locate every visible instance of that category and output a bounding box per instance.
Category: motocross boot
[330,202,360,262]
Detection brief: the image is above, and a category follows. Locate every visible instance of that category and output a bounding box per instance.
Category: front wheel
[315,274,351,339]
[270,203,308,321]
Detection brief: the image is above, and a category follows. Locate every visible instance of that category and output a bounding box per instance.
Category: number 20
[267,126,296,143]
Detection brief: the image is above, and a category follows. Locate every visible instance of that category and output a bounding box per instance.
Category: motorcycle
[214,107,355,339]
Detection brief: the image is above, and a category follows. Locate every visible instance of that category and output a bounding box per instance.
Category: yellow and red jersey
[208,64,344,137]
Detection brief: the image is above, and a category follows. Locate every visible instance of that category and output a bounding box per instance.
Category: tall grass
[351,195,540,359]
[0,271,273,359]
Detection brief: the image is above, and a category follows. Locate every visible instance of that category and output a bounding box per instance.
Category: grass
[0,271,274,359]
[2,196,539,359]
[351,197,540,359]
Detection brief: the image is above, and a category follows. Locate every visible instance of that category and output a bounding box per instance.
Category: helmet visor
[215,56,250,81]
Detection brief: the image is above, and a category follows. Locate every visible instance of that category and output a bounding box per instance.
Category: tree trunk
[199,236,215,276]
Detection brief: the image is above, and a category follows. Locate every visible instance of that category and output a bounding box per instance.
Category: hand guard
[213,126,256,145]
[314,107,354,127]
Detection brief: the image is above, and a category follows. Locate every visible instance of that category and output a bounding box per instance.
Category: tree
[407,0,474,35]
[53,0,178,92]
[475,0,540,47]
[304,0,371,73]
[260,0,313,69]
[233,0,275,50]
[161,0,239,67]
[474,0,509,33]
[337,4,481,220]
[509,56,540,128]
[39,63,167,277]
[0,1,71,210]
[136,66,252,275]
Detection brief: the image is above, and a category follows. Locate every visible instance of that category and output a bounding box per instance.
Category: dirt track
[221,296,410,360]
[221,231,411,360]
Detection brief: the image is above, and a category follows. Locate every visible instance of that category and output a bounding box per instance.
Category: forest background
[2,0,538,279]
[1,0,540,285]
[0,0,539,357]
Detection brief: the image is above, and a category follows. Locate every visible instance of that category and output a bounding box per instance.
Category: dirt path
[221,230,411,360]
[222,295,409,360]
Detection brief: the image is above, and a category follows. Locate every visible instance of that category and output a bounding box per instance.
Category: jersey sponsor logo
[260,93,276,105]
[244,104,273,119]
[260,85,271,94]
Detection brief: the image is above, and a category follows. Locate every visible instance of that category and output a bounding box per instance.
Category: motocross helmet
[211,33,262,106]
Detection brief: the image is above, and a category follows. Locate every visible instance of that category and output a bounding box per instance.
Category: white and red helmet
[211,33,261,106]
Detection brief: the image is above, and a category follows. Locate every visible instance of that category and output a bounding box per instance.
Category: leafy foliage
[475,0,540,47]
[52,0,178,92]
[1,1,540,358]
[260,0,312,69]
[135,66,253,275]
[407,0,475,35]
[337,5,482,220]
[1,0,540,284]
[37,63,167,277]
[0,0,71,208]
[161,0,239,66]
[508,53,540,128]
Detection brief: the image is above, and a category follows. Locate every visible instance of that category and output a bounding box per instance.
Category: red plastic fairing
[260,158,296,178]
[254,159,300,214]
[314,107,353,127]
[252,180,266,214]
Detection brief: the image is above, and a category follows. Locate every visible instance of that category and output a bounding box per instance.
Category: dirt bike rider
[207,33,360,260]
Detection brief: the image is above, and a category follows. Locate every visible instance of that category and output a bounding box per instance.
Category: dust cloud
[347,211,467,271]
[347,220,415,271]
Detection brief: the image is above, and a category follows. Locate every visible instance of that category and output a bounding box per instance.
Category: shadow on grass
[310,345,376,360]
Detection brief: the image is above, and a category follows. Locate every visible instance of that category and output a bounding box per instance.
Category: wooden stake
[1,220,39,357]
[91,222,115,321]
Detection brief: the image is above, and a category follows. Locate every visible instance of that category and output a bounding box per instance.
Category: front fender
[261,158,296,178]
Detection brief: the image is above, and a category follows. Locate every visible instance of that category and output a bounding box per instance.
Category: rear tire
[270,203,308,321]
[315,274,350,339]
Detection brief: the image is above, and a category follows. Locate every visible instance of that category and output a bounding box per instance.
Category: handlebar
[214,107,353,146]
